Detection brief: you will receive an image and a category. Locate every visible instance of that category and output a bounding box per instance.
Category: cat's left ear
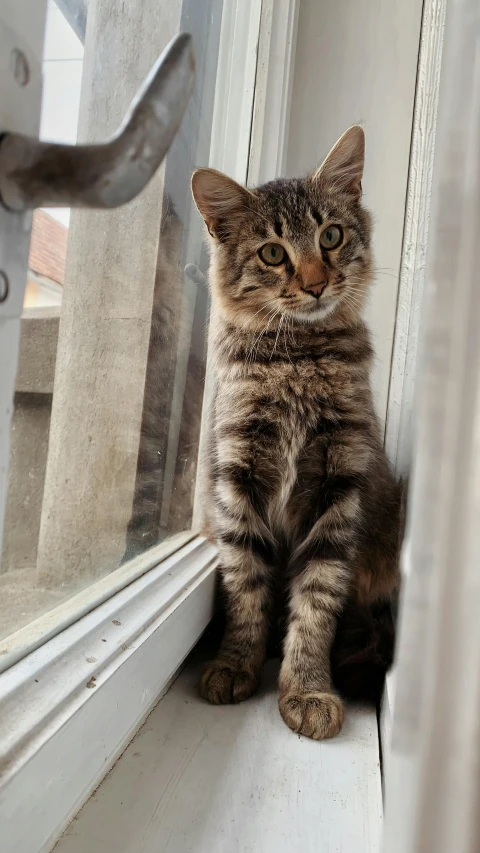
[311,125,365,199]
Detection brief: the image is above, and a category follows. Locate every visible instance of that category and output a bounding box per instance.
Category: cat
[191,126,402,740]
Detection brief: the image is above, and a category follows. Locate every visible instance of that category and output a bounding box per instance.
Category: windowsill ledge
[54,653,383,853]
[0,536,217,853]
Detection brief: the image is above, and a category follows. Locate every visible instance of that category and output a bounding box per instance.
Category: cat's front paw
[198,661,259,704]
[279,691,344,740]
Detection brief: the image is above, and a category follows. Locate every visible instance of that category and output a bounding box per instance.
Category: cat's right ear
[191,168,252,239]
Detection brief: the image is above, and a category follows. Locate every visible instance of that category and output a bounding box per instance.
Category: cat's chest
[252,359,347,424]
[218,358,353,436]
[247,363,343,490]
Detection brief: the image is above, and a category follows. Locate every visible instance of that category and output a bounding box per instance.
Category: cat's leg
[199,449,274,704]
[279,559,348,738]
[199,377,281,704]
[279,485,361,739]
[199,534,272,704]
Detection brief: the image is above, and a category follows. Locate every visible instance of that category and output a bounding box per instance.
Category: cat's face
[191,126,372,329]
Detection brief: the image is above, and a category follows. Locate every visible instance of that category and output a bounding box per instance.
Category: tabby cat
[191,126,402,740]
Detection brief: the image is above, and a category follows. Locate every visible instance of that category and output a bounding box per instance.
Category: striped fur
[192,127,401,739]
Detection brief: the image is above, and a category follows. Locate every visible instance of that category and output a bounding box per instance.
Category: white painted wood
[55,658,382,853]
[379,541,413,788]
[247,0,299,185]
[0,3,47,560]
[382,0,480,848]
[384,0,447,475]
[380,0,445,777]
[207,0,262,186]
[285,0,423,423]
[379,671,396,792]
[0,537,217,853]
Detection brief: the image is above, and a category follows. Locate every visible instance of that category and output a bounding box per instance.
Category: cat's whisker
[287,315,298,349]
[248,307,281,363]
[282,318,295,368]
[246,301,281,360]
[345,293,367,308]
[343,281,368,302]
[270,313,285,360]
[246,314,271,363]
[340,288,365,317]
[250,298,279,322]
[373,268,399,280]
[345,276,367,285]
[343,293,364,312]
[344,284,365,299]
[254,310,281,362]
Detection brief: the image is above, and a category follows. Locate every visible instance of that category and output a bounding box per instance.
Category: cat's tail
[330,599,395,705]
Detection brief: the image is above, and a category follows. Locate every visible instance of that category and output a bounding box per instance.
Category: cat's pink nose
[302,281,327,299]
[297,259,328,298]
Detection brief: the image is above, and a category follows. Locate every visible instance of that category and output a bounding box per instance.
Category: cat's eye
[319,225,343,250]
[258,243,286,266]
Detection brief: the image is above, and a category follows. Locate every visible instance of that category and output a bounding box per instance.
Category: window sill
[0,535,217,853]
[0,531,195,672]
[54,653,383,853]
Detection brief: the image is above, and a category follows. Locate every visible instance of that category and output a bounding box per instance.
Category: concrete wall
[1,396,52,572]
[1,309,59,574]
[285,0,424,423]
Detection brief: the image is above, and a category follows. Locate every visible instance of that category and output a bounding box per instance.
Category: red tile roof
[28,209,68,285]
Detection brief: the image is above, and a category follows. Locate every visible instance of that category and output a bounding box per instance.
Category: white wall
[286,0,423,423]
[40,0,84,226]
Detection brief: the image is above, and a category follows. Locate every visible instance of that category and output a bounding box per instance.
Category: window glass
[0,0,244,648]
[25,0,83,308]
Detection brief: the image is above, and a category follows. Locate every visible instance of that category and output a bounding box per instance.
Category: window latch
[0,33,194,213]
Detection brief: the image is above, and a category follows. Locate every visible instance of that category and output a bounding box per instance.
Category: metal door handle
[0,33,194,212]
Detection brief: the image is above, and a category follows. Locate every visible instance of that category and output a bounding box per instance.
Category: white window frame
[0,3,300,852]
[380,0,447,762]
[384,0,447,478]
[382,0,480,848]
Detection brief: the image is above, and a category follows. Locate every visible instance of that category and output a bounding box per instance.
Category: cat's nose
[301,281,327,299]
[297,259,328,298]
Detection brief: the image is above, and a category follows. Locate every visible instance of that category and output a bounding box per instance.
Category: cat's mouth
[303,295,333,310]
[300,293,335,312]
[286,297,337,323]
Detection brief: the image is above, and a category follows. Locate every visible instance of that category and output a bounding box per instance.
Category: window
[0,0,258,661]
[25,0,84,308]
[0,5,319,852]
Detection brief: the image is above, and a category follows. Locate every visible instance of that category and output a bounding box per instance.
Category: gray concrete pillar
[36,0,183,584]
